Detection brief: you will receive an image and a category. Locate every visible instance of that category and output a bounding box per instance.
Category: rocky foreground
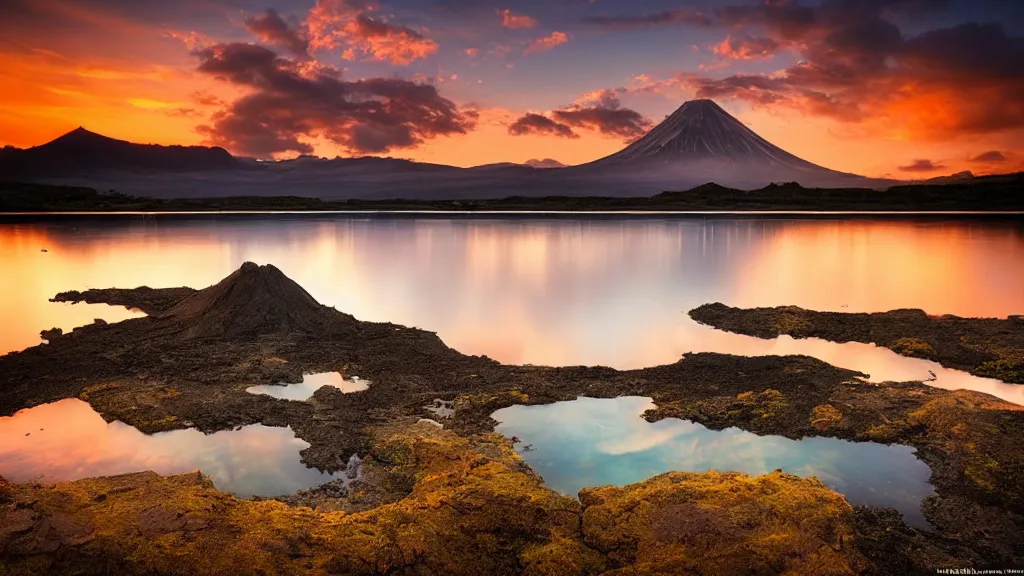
[2,263,1023,574]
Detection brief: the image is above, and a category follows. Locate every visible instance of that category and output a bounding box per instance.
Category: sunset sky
[1,0,1022,177]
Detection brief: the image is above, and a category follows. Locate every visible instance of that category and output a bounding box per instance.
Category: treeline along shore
[1,173,1022,213]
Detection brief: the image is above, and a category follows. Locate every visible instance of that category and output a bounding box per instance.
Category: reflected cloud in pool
[0,398,339,497]
[494,396,936,528]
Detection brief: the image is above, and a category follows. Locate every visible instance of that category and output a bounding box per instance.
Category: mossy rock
[890,338,936,359]
[810,404,844,430]
[579,470,867,576]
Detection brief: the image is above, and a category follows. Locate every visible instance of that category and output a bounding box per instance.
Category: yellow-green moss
[0,425,595,576]
[579,470,866,576]
[79,381,120,400]
[964,455,1001,492]
[772,312,812,335]
[751,389,787,419]
[810,404,844,430]
[0,423,878,576]
[889,337,936,359]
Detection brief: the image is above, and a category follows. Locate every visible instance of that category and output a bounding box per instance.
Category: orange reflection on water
[1,217,1021,405]
[0,398,337,496]
[735,221,1024,317]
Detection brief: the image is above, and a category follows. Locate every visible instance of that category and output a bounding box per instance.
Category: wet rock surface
[690,303,1024,383]
[2,263,1023,573]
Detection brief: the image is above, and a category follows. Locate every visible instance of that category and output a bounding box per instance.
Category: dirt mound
[156,262,347,340]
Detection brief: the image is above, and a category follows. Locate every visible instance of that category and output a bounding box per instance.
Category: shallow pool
[246,372,369,401]
[0,398,340,497]
[493,396,936,528]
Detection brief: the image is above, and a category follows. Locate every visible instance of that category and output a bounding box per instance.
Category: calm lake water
[1,215,1020,503]
[2,216,1021,401]
[494,396,936,528]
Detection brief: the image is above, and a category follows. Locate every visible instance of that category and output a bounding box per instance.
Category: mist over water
[2,216,1022,404]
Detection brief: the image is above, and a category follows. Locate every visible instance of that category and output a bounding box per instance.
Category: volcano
[156,262,353,340]
[580,99,860,187]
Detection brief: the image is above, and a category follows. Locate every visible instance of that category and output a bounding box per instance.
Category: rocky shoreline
[689,303,1024,384]
[2,263,1023,574]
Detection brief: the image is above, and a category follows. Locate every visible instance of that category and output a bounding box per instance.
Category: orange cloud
[688,2,1024,142]
[524,31,570,54]
[500,9,537,29]
[306,0,437,66]
[164,30,210,52]
[711,34,780,60]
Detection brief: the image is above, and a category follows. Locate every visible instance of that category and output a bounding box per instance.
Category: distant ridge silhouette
[1,101,897,198]
[0,127,235,179]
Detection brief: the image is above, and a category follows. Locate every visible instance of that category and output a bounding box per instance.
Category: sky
[1,0,1022,177]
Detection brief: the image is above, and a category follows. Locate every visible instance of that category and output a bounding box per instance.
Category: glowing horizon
[1,0,1022,177]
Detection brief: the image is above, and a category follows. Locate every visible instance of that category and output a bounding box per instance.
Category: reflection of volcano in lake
[494,396,936,528]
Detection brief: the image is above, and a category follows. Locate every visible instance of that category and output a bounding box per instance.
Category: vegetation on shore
[1,174,1023,213]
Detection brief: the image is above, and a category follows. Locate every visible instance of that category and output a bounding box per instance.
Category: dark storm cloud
[244,9,310,58]
[898,159,945,172]
[508,113,579,138]
[509,89,652,140]
[679,0,1024,139]
[552,107,652,140]
[582,8,712,29]
[192,42,476,157]
[970,150,1007,163]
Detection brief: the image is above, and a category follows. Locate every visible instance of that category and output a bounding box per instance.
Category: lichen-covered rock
[811,404,845,430]
[579,471,867,576]
[0,424,603,576]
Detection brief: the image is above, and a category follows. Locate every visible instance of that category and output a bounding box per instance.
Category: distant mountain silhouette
[2,103,899,198]
[524,158,567,169]
[0,127,235,180]
[919,171,976,184]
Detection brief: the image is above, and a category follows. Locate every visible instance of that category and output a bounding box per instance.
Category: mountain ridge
[0,127,236,179]
[1,100,910,198]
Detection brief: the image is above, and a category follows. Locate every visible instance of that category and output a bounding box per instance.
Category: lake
[1,214,1020,510]
[2,215,1021,402]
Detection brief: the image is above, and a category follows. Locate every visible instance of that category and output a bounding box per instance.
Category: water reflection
[247,372,369,401]
[494,396,936,528]
[1,217,1021,403]
[0,399,339,496]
